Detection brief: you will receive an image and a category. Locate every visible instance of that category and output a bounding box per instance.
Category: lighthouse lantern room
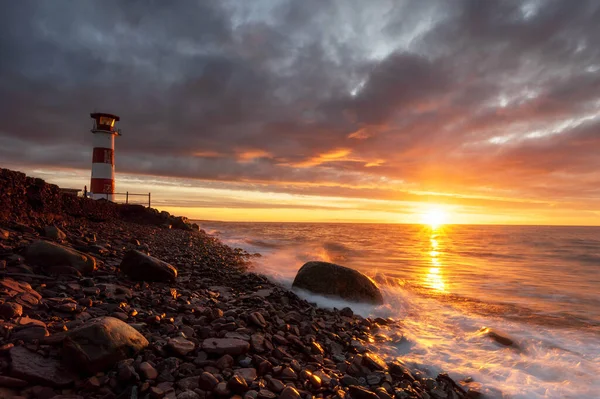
[89,112,122,200]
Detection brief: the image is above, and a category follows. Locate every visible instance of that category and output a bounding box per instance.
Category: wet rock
[12,325,49,341]
[0,375,28,388]
[216,354,234,369]
[62,316,149,373]
[177,391,200,399]
[267,378,284,393]
[250,334,265,353]
[340,307,354,317]
[227,374,249,393]
[167,337,195,356]
[202,338,250,355]
[292,261,383,304]
[0,302,23,319]
[119,250,177,282]
[363,353,387,371]
[26,240,96,275]
[280,367,297,380]
[9,346,75,387]
[176,376,200,391]
[198,372,219,391]
[235,368,257,383]
[257,389,277,399]
[479,327,519,348]
[249,312,267,328]
[279,386,301,399]
[44,226,67,240]
[214,381,231,396]
[140,362,158,380]
[349,385,380,399]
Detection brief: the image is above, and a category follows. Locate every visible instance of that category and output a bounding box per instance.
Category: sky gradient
[1,0,599,225]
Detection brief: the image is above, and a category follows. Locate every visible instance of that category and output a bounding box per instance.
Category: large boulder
[119,250,177,282]
[25,240,96,275]
[292,261,383,304]
[62,316,149,374]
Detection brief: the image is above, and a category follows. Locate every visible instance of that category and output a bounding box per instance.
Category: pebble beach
[0,168,471,399]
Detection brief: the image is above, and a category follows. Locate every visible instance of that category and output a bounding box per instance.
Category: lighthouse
[89,112,121,200]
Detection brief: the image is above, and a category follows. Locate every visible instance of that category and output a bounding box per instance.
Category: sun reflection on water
[424,229,446,292]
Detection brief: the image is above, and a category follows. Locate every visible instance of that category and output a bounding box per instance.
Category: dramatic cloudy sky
[1,0,599,224]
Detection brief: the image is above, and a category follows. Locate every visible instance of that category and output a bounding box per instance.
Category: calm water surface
[198,222,600,399]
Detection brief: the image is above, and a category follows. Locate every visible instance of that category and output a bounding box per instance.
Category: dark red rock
[62,316,149,373]
[139,362,158,380]
[198,372,219,391]
[0,375,28,388]
[0,302,23,319]
[227,374,249,393]
[348,386,379,399]
[202,338,250,355]
[9,346,75,388]
[26,240,96,275]
[167,337,195,356]
[292,261,383,304]
[119,250,177,282]
[279,386,301,399]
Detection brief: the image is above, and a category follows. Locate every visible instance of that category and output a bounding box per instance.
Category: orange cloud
[235,149,272,162]
[291,148,353,167]
[193,151,222,158]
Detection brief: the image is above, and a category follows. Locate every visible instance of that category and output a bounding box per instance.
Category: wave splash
[206,223,600,399]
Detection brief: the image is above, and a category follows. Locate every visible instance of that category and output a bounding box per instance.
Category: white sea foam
[206,222,600,399]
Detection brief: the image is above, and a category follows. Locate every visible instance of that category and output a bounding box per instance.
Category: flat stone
[0,375,28,388]
[167,337,195,356]
[9,346,75,387]
[235,368,257,383]
[62,316,149,373]
[26,240,96,275]
[348,386,379,399]
[12,325,49,341]
[202,338,250,355]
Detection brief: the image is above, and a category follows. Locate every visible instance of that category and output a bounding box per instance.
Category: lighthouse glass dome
[90,112,120,133]
[99,116,115,127]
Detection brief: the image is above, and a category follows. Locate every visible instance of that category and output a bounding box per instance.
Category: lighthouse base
[90,193,115,201]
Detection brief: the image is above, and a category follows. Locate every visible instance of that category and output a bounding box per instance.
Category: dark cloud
[1,0,599,208]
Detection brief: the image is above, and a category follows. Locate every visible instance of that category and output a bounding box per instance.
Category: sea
[196,222,600,399]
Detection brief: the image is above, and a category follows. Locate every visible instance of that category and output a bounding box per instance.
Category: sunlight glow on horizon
[421,206,449,229]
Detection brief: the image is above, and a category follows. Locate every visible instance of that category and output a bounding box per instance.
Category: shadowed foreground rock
[25,240,96,275]
[119,249,177,282]
[62,316,149,373]
[292,261,384,304]
[9,346,75,387]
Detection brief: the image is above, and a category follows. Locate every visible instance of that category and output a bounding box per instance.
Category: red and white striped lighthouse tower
[89,112,122,200]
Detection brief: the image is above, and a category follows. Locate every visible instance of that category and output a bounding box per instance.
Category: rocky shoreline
[0,168,473,399]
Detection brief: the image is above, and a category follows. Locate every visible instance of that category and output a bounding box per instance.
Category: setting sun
[421,207,448,228]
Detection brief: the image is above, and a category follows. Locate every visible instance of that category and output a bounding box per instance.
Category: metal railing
[85,192,151,207]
